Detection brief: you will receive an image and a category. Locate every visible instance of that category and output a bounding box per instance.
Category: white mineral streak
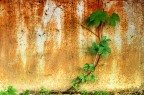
[42,0,56,27]
[36,27,46,73]
[105,1,122,89]
[123,2,136,45]
[106,1,116,11]
[108,60,118,89]
[114,25,122,50]
[77,0,84,57]
[36,0,54,73]
[37,0,63,72]
[54,7,63,48]
[16,6,27,68]
[17,26,28,67]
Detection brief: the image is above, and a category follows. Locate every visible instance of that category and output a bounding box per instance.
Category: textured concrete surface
[0,0,144,91]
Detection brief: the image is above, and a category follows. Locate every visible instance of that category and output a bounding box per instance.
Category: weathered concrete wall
[0,0,144,91]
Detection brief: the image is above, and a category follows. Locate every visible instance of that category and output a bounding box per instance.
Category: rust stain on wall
[0,0,144,91]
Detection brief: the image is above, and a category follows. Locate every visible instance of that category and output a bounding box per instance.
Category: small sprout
[21,90,30,95]
[0,91,8,95]
[6,86,18,95]
[81,90,88,95]
[40,87,50,95]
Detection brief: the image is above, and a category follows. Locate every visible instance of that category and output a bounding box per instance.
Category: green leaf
[111,19,116,28]
[89,64,95,72]
[90,12,97,21]
[101,41,109,47]
[87,10,108,28]
[72,83,80,89]
[102,52,108,58]
[98,46,111,58]
[90,74,96,82]
[100,11,108,22]
[94,36,112,58]
[89,42,100,55]
[90,10,102,21]
[84,64,89,72]
[94,91,109,95]
[22,90,30,95]
[40,87,50,95]
[89,47,97,54]
[84,64,95,72]
[85,75,91,81]
[101,36,111,42]
[85,74,96,82]
[44,90,50,95]
[112,13,120,22]
[90,37,111,58]
[94,17,100,27]
[92,42,99,49]
[71,77,81,89]
[98,46,104,54]
[96,10,103,15]
[0,91,8,95]
[108,13,120,28]
[6,86,18,95]
[101,36,111,47]
[81,90,88,95]
[79,74,85,79]
[79,74,86,83]
[105,47,111,53]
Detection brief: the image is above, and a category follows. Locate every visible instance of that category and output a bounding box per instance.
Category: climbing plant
[66,9,120,93]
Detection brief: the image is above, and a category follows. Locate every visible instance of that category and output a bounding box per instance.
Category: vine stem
[66,20,104,92]
[80,24,99,38]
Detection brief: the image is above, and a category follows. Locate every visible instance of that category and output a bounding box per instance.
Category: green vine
[66,9,120,92]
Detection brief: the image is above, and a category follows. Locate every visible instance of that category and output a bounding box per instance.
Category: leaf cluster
[84,63,95,72]
[81,90,88,95]
[86,10,120,28]
[71,64,96,89]
[40,87,50,95]
[0,86,18,95]
[89,36,111,58]
[79,74,96,83]
[21,90,30,95]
